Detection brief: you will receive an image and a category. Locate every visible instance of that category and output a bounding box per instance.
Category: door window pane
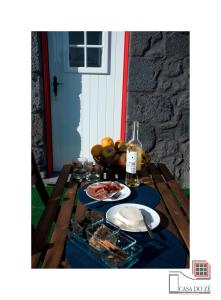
[87,48,102,67]
[66,31,108,72]
[69,47,84,67]
[69,32,84,45]
[87,32,102,45]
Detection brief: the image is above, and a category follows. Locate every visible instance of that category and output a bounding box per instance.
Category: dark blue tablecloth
[65,225,186,268]
[78,182,160,212]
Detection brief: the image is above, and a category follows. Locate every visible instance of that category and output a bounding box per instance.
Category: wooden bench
[31,153,79,268]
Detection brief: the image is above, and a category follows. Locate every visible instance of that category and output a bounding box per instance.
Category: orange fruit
[101,137,114,147]
[91,144,103,157]
[102,146,116,158]
[117,153,126,168]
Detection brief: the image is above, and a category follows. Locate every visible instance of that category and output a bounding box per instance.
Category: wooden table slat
[43,181,79,268]
[147,163,189,251]
[157,163,174,180]
[147,163,165,183]
[154,181,189,251]
[158,163,189,216]
[155,201,187,248]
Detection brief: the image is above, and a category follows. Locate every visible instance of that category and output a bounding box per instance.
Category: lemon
[101,137,114,147]
[91,144,103,157]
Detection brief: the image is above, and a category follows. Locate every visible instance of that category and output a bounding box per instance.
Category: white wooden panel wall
[80,32,124,160]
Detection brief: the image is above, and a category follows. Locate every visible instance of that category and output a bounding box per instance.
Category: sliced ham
[86,181,123,200]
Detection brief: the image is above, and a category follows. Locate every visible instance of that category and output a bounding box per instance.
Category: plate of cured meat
[85,181,131,202]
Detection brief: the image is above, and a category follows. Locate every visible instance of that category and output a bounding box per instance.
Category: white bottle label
[126,151,137,174]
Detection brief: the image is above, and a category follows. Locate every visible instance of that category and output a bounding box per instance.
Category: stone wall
[31,32,46,172]
[126,32,189,187]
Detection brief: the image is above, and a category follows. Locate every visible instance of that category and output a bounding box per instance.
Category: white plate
[106,203,160,232]
[85,182,131,202]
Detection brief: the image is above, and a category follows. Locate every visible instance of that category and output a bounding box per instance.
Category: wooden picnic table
[32,162,189,268]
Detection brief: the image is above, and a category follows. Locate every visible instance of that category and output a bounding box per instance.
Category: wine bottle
[125,121,142,187]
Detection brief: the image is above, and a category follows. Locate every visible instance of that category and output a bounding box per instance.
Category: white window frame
[64,31,109,74]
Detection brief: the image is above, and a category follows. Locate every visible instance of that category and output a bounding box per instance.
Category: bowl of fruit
[91,137,150,172]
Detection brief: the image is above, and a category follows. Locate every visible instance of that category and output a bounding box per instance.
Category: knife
[140,209,154,239]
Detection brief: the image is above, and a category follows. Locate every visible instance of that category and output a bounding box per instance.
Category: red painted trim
[120,31,130,141]
[40,32,53,176]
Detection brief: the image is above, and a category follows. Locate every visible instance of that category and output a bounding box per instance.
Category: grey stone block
[180,142,189,165]
[126,122,156,152]
[144,50,165,61]
[166,31,189,58]
[175,166,182,180]
[179,143,189,187]
[32,74,43,112]
[175,154,184,165]
[163,58,183,77]
[157,78,172,92]
[156,120,178,142]
[159,120,178,130]
[151,153,183,180]
[32,113,44,146]
[176,111,189,143]
[128,58,162,92]
[179,169,189,188]
[182,56,189,72]
[180,141,189,154]
[158,73,189,96]
[151,32,163,47]
[152,140,178,158]
[177,91,189,110]
[156,73,189,96]
[157,130,175,142]
[31,32,42,73]
[127,93,173,123]
[130,32,163,57]
[32,146,46,171]
[152,155,176,174]
[171,72,189,94]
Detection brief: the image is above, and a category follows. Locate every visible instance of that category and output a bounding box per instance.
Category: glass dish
[69,211,104,241]
[101,243,143,268]
[66,219,143,268]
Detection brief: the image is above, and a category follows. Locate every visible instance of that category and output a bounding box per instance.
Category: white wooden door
[48,31,124,171]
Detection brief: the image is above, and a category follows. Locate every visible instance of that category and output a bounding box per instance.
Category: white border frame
[64,31,109,74]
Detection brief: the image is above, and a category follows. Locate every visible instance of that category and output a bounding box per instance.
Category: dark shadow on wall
[49,67,82,171]
[55,72,82,167]
[48,32,82,171]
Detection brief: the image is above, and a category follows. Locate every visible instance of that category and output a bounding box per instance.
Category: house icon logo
[169,260,211,294]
